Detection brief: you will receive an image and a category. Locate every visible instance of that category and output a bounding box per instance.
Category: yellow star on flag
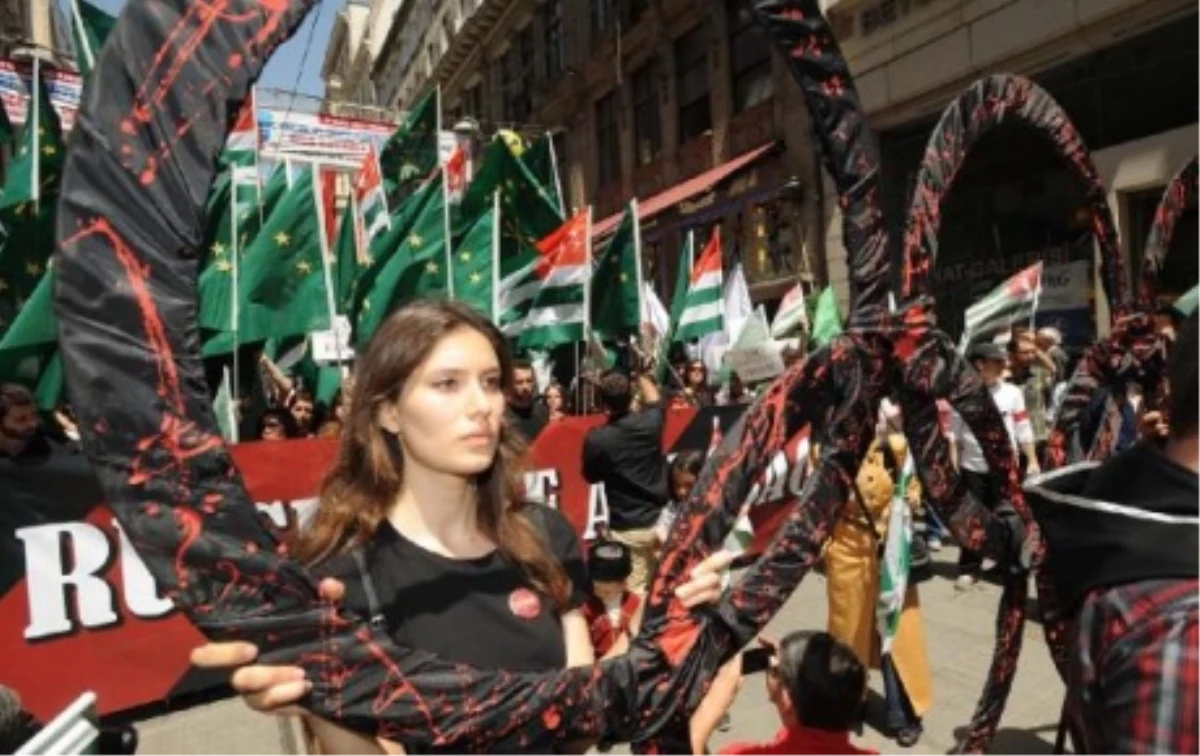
[41,145,56,157]
[469,272,483,285]
[274,231,290,247]
[215,260,232,272]
[408,233,423,248]
[425,261,439,274]
[459,250,472,262]
[619,272,628,282]
[362,299,372,311]
[24,262,41,276]
[296,260,313,275]
[211,242,228,257]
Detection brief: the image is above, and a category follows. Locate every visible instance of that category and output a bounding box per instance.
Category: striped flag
[959,261,1043,349]
[675,228,724,341]
[445,144,469,204]
[504,209,591,351]
[770,281,810,338]
[877,448,915,655]
[354,145,389,247]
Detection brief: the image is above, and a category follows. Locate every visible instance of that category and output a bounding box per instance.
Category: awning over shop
[592,142,778,238]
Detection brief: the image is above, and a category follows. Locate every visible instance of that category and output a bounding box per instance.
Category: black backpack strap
[351,547,389,634]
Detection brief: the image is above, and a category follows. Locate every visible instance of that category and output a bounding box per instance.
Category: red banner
[0,407,807,720]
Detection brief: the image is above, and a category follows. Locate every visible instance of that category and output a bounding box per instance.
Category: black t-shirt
[507,402,550,442]
[581,405,668,531]
[319,504,590,673]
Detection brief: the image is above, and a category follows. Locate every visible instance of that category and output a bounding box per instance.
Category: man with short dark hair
[1009,330,1054,468]
[1028,312,1198,754]
[582,367,665,593]
[288,389,316,437]
[0,383,48,460]
[506,359,549,442]
[691,631,877,755]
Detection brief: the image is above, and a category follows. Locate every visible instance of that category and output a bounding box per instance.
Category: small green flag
[239,169,332,342]
[590,201,642,341]
[355,173,450,345]
[521,133,565,216]
[0,202,55,336]
[0,68,64,213]
[451,192,498,319]
[0,268,55,353]
[379,88,439,198]
[69,0,117,80]
[811,286,843,347]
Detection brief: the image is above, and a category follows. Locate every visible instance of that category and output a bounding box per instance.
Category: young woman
[680,360,714,408]
[192,301,730,753]
[545,382,569,423]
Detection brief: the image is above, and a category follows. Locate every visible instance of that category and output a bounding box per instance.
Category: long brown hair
[290,300,571,608]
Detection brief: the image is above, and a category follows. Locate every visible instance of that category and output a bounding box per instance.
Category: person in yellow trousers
[822,422,933,748]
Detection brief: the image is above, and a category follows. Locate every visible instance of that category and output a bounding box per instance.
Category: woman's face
[687,362,706,388]
[378,327,505,478]
[546,387,563,412]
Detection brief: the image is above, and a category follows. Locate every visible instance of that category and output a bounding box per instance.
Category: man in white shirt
[947,343,1038,589]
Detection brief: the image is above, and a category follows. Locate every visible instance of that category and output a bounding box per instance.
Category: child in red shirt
[582,541,644,658]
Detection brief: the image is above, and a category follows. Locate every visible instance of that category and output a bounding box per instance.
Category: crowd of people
[2,300,1195,754]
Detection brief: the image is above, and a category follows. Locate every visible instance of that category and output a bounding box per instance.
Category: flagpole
[546,130,565,217]
[437,86,455,299]
[250,86,264,226]
[631,198,645,325]
[70,0,94,72]
[312,167,345,368]
[31,55,40,214]
[583,206,594,412]
[229,169,242,443]
[490,189,501,323]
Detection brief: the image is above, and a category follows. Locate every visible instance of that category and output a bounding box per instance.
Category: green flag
[655,233,694,383]
[673,228,724,342]
[333,199,360,308]
[379,88,439,197]
[198,165,286,344]
[355,173,450,345]
[811,286,843,347]
[0,99,12,148]
[347,176,441,321]
[0,268,54,353]
[876,448,915,655]
[69,0,116,80]
[522,133,565,216]
[239,169,333,343]
[0,67,64,213]
[462,139,567,337]
[590,201,642,341]
[0,202,54,336]
[451,191,499,319]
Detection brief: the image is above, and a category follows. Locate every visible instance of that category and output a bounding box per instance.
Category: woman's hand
[189,578,346,714]
[674,549,736,608]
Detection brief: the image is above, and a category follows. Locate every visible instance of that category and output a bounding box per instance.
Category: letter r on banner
[18,523,118,640]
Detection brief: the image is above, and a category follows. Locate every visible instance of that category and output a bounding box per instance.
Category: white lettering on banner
[19,522,120,640]
[18,501,320,641]
[523,469,561,508]
[112,522,176,620]
[583,484,610,542]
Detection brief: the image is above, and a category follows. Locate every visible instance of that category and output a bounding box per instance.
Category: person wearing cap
[582,541,643,659]
[947,342,1037,589]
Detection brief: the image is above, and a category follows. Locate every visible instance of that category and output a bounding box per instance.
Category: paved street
[709,546,1064,755]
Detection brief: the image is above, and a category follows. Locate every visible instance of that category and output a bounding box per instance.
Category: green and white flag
[876,449,915,655]
[959,262,1043,350]
[675,227,725,342]
[69,0,116,80]
[506,209,591,351]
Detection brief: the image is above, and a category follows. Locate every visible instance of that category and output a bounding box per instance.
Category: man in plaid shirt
[1030,313,1198,754]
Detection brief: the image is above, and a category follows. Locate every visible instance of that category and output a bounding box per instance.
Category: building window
[632,61,662,165]
[501,28,534,124]
[727,0,773,112]
[595,90,621,188]
[544,0,565,80]
[464,82,483,119]
[675,23,712,143]
[591,0,615,46]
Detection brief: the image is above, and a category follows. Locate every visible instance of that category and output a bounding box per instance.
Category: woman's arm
[561,608,595,667]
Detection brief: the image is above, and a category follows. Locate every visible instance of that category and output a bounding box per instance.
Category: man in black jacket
[582,368,666,593]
